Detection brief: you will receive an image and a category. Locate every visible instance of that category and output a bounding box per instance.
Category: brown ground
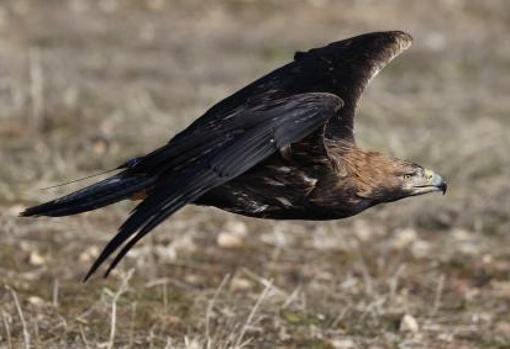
[1,0,510,348]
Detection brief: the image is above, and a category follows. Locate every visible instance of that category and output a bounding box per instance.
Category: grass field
[1,0,510,348]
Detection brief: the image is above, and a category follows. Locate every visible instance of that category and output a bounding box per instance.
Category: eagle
[21,31,447,280]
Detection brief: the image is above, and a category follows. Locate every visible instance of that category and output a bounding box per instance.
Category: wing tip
[18,209,31,217]
[390,30,413,52]
[19,205,44,217]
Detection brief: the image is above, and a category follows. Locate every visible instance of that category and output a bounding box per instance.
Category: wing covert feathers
[85,93,343,280]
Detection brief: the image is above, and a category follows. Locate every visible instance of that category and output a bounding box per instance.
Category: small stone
[399,314,419,333]
[330,338,355,349]
[411,240,431,259]
[437,332,454,342]
[20,241,32,252]
[393,228,418,249]
[28,296,44,306]
[164,235,197,261]
[482,254,493,264]
[230,277,253,291]
[217,232,244,248]
[353,220,373,241]
[184,274,201,285]
[224,221,248,236]
[471,312,492,324]
[79,246,99,263]
[29,251,46,266]
[452,228,473,241]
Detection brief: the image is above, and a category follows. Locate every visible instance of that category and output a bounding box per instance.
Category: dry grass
[1,0,510,348]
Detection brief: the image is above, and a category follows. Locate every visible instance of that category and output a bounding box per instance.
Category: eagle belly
[194,152,362,220]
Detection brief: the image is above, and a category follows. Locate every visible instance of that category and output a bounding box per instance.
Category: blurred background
[1,0,509,348]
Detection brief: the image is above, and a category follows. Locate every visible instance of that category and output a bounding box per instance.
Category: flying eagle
[21,31,447,280]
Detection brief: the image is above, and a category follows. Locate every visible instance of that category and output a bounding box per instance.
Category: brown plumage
[130,190,148,201]
[21,31,446,280]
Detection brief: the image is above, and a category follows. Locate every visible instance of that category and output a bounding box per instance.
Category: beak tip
[428,170,447,195]
[440,182,447,195]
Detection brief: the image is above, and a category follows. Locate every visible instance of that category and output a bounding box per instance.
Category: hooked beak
[431,172,447,195]
[411,169,447,196]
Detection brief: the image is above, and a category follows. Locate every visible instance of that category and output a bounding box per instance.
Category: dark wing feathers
[184,31,412,145]
[133,94,322,173]
[85,92,343,279]
[85,169,215,280]
[21,172,157,217]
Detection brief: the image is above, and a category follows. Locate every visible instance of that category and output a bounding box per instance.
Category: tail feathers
[20,172,156,217]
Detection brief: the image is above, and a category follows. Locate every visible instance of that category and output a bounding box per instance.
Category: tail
[20,171,157,217]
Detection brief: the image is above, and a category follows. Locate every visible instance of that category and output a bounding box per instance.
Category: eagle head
[351,153,447,205]
[375,162,447,204]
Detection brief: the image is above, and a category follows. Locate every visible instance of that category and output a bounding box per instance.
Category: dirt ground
[1,0,510,348]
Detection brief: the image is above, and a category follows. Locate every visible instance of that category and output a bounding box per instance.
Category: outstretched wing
[171,31,413,144]
[85,92,343,280]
